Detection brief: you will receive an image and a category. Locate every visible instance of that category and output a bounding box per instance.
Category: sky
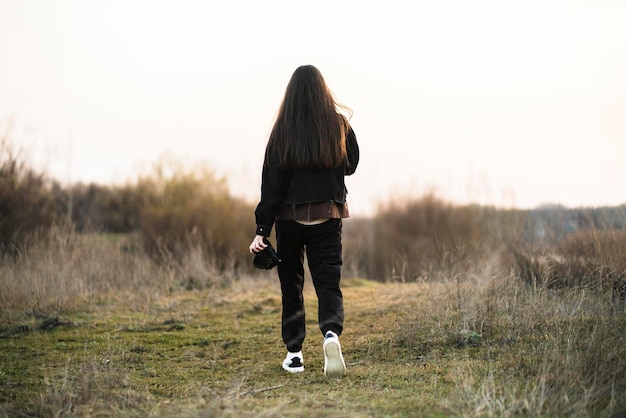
[1,0,625,216]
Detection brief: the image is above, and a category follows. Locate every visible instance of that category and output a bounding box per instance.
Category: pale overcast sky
[1,0,625,215]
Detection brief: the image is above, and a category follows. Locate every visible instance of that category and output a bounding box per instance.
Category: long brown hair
[265,65,352,170]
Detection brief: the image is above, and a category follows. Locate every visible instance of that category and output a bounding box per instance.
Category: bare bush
[511,229,626,290]
[0,126,61,250]
[134,160,256,274]
[62,182,143,233]
[344,195,525,281]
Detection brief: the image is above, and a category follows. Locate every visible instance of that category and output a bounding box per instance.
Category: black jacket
[254,127,359,236]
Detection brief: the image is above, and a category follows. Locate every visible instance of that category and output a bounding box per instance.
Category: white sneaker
[323,331,346,378]
[282,351,304,373]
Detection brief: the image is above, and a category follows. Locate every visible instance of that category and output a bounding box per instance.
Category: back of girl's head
[281,65,334,115]
[267,65,349,170]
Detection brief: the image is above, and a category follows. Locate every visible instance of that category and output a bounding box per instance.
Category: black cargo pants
[275,218,344,353]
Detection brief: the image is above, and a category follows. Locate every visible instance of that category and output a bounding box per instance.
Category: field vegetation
[1,130,625,417]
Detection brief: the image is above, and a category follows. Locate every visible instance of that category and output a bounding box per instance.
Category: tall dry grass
[395,270,625,417]
[0,225,261,321]
[343,194,625,415]
[379,206,626,417]
[0,227,169,320]
[510,228,626,291]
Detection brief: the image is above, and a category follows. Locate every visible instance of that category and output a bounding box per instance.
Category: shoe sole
[283,366,304,373]
[323,339,346,378]
[282,365,304,373]
[282,361,304,373]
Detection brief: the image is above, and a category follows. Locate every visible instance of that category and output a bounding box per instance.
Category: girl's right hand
[249,235,268,254]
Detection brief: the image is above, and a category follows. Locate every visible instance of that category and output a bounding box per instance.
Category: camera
[253,238,281,270]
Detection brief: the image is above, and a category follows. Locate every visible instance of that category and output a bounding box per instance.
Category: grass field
[2,271,625,417]
[3,127,626,417]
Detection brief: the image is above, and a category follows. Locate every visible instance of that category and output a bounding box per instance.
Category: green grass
[1,276,625,417]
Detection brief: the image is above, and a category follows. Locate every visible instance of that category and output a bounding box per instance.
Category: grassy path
[0,278,443,417]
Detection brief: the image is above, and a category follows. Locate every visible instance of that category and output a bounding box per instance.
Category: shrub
[343,194,524,281]
[0,128,61,251]
[63,182,142,233]
[511,228,626,290]
[135,160,256,276]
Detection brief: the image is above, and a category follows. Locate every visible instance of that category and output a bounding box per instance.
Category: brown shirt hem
[276,201,349,221]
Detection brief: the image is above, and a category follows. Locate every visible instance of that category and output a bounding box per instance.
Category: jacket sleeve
[254,162,291,237]
[345,126,359,176]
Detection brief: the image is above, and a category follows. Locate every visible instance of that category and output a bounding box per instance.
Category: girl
[249,65,359,378]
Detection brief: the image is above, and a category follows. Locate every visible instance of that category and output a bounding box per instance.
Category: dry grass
[0,228,167,319]
[1,228,625,417]
[397,274,626,417]
[510,229,626,291]
[2,134,625,416]
[0,227,250,321]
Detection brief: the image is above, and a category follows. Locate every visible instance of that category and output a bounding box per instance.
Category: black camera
[253,238,281,270]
